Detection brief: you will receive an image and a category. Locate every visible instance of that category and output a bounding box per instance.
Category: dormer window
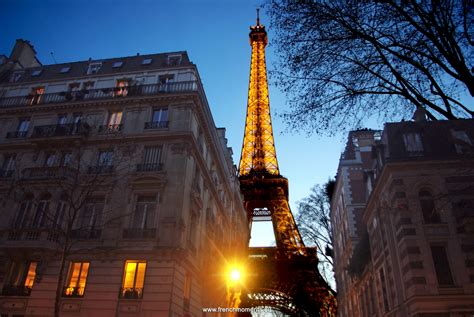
[31,69,42,76]
[142,58,152,65]
[112,61,124,68]
[60,66,71,73]
[87,63,102,75]
[10,71,24,83]
[167,55,182,66]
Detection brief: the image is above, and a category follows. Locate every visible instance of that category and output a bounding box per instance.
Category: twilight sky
[0,0,378,246]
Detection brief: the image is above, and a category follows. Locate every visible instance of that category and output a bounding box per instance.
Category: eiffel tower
[237,11,337,316]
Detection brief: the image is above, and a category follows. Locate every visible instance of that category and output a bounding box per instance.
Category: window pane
[24,262,37,288]
[123,262,137,288]
[68,262,82,287]
[135,263,146,289]
[78,263,90,291]
[431,245,454,286]
[108,112,123,125]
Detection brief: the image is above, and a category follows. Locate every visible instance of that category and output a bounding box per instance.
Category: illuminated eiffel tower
[237,11,337,316]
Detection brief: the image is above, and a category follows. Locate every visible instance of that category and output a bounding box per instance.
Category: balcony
[2,285,32,296]
[87,165,113,174]
[62,286,85,298]
[119,287,143,299]
[6,131,28,139]
[70,229,101,240]
[31,123,90,138]
[136,163,163,172]
[98,124,122,134]
[22,166,76,180]
[122,228,156,239]
[4,229,60,242]
[0,81,199,108]
[144,121,169,129]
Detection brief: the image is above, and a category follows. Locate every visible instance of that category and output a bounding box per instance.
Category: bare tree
[266,0,473,135]
[2,127,139,317]
[296,180,335,290]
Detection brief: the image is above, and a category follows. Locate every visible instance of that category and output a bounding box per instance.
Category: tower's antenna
[256,8,260,25]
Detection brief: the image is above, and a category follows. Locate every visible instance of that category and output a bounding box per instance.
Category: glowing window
[5,261,37,295]
[115,80,129,97]
[63,262,90,297]
[28,87,45,105]
[120,261,146,298]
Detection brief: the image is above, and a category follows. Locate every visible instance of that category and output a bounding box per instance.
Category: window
[379,268,389,312]
[2,154,16,173]
[79,197,104,233]
[60,66,71,73]
[3,261,37,296]
[28,87,44,105]
[72,113,82,124]
[142,58,152,65]
[419,190,441,223]
[403,133,423,154]
[57,114,68,125]
[13,199,33,229]
[44,153,57,167]
[31,194,50,229]
[86,63,102,75]
[167,54,181,66]
[52,198,67,229]
[158,74,174,85]
[63,262,90,297]
[98,150,113,167]
[112,61,124,68]
[183,272,191,310]
[31,69,42,76]
[108,111,123,126]
[16,118,30,137]
[10,71,24,83]
[138,146,162,171]
[430,245,454,286]
[120,261,146,299]
[115,79,129,97]
[82,81,94,90]
[61,152,72,167]
[132,196,156,229]
[152,108,168,123]
[451,130,472,154]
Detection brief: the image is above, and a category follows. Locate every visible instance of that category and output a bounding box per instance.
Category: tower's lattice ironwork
[237,11,337,316]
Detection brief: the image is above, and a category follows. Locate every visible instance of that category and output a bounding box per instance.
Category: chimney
[412,107,427,122]
[9,39,42,68]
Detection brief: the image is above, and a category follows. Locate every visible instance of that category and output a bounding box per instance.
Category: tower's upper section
[239,10,280,177]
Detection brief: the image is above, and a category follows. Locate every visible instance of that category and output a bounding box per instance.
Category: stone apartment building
[0,39,249,316]
[331,118,474,316]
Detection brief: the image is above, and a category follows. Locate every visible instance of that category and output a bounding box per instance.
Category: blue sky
[0,0,362,245]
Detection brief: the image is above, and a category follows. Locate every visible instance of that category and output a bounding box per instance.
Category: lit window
[132,196,156,229]
[419,190,441,223]
[63,262,90,297]
[31,69,42,76]
[120,261,147,299]
[28,87,45,105]
[403,133,423,154]
[60,66,71,73]
[142,58,152,65]
[3,261,37,296]
[112,61,124,68]
[10,71,24,83]
[108,111,123,126]
[87,63,102,75]
[430,245,454,286]
[451,130,472,154]
[115,79,129,97]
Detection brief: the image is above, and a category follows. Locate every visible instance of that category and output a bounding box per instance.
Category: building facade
[331,119,474,316]
[0,39,249,316]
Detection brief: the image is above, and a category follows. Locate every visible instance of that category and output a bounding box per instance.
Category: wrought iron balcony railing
[122,228,156,239]
[136,163,163,172]
[21,166,77,180]
[0,81,199,108]
[98,124,122,133]
[31,123,90,138]
[144,121,169,129]
[2,285,32,296]
[87,165,114,174]
[6,131,28,139]
[62,286,85,298]
[119,287,143,299]
[70,229,102,240]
